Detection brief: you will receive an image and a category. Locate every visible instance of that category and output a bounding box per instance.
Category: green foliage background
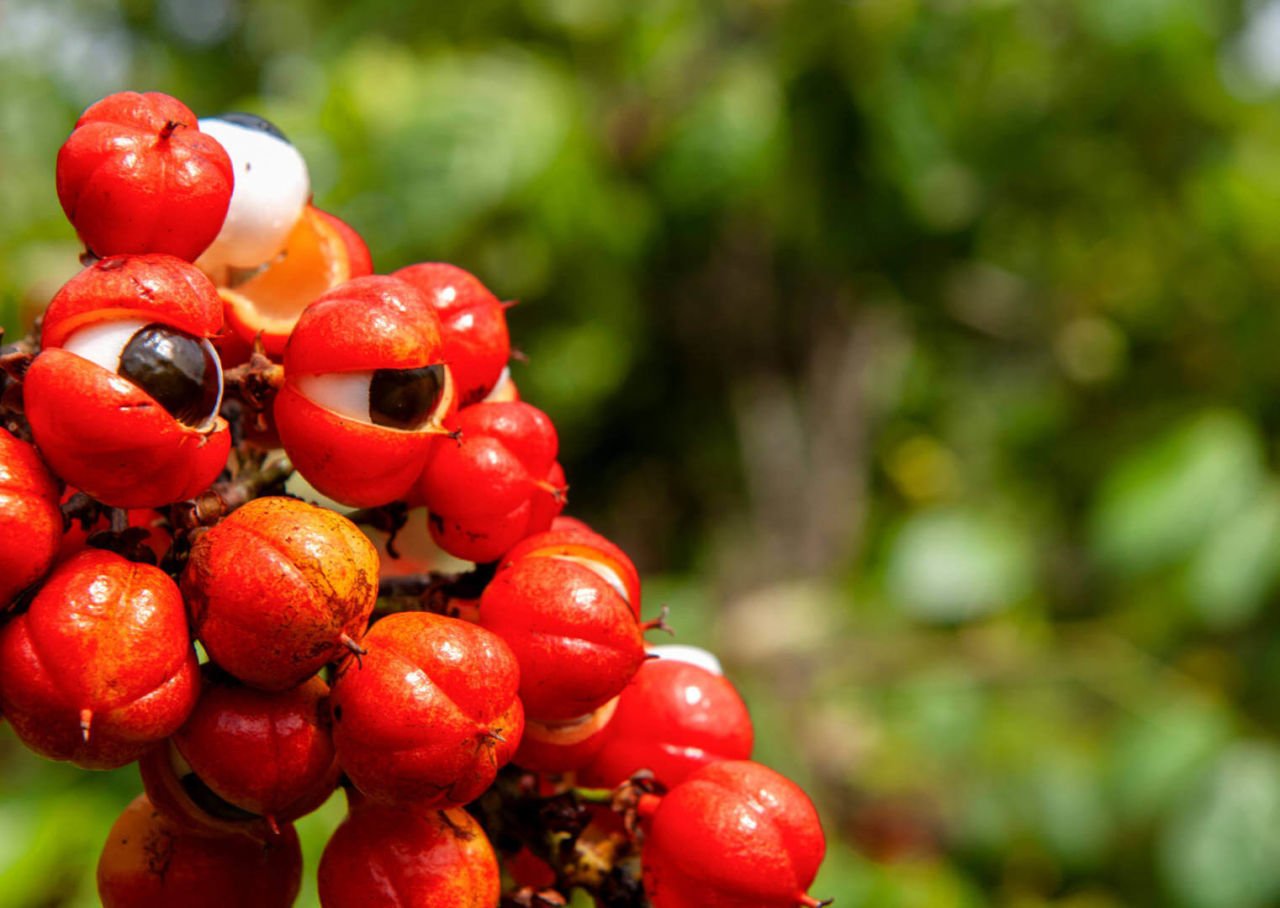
[7,0,1280,904]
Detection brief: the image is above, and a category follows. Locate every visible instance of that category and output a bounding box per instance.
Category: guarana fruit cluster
[0,90,832,907]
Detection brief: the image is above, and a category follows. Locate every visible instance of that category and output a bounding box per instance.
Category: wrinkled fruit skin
[330,612,523,806]
[392,262,510,407]
[182,497,378,690]
[25,255,230,508]
[642,760,826,908]
[172,668,338,824]
[98,793,301,908]
[0,549,199,768]
[479,552,644,721]
[0,428,62,610]
[317,802,499,908]
[57,91,233,261]
[275,275,454,507]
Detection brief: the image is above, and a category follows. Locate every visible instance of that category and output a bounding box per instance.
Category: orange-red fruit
[512,697,618,773]
[318,802,499,908]
[57,91,233,261]
[0,549,199,768]
[641,761,827,908]
[24,255,230,508]
[0,429,62,610]
[392,262,511,406]
[504,521,642,619]
[182,497,379,690]
[578,656,753,789]
[479,552,644,721]
[98,793,301,908]
[274,275,454,507]
[330,612,523,806]
[171,668,338,825]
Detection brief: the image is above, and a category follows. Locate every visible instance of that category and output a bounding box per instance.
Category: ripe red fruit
[170,668,338,828]
[0,549,199,769]
[56,91,233,261]
[417,400,566,563]
[512,697,619,773]
[23,255,230,508]
[641,760,827,908]
[98,793,301,908]
[578,648,753,789]
[330,612,523,806]
[392,262,511,406]
[504,521,642,619]
[182,497,378,690]
[274,275,455,507]
[479,550,644,721]
[0,428,62,610]
[318,801,499,908]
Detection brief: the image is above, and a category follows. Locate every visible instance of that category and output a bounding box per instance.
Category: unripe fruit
[182,497,378,690]
[641,760,827,908]
[56,91,233,261]
[0,428,62,610]
[98,793,301,908]
[274,275,455,507]
[24,255,230,508]
[330,612,522,806]
[0,549,199,768]
[318,802,499,908]
[479,552,644,721]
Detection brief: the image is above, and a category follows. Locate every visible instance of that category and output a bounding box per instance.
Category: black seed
[118,324,220,427]
[210,112,290,144]
[369,364,446,430]
[178,772,260,822]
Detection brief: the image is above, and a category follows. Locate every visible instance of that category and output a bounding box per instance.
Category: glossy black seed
[210,112,290,144]
[178,772,261,822]
[369,364,446,430]
[118,324,220,427]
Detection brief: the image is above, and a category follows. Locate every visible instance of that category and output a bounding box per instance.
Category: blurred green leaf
[1185,484,1280,628]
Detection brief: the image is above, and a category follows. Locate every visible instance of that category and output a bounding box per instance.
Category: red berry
[392,262,511,406]
[318,802,499,908]
[97,793,301,908]
[330,612,523,806]
[0,428,62,610]
[274,275,455,507]
[57,92,233,261]
[512,697,619,773]
[182,497,378,690]
[504,520,642,619]
[0,549,199,768]
[641,760,827,908]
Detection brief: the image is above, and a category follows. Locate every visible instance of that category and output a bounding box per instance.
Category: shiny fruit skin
[0,549,199,768]
[56,91,233,261]
[172,668,338,824]
[330,612,523,806]
[318,803,499,908]
[98,793,301,908]
[503,520,641,619]
[512,697,618,773]
[578,656,753,789]
[479,554,644,721]
[182,497,378,690]
[642,760,826,908]
[0,428,62,610]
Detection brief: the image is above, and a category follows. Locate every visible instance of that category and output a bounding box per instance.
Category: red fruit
[24,255,230,508]
[578,649,753,789]
[98,793,301,908]
[138,742,278,841]
[318,802,499,908]
[330,612,523,806]
[274,275,456,507]
[504,520,641,619]
[0,549,199,768]
[182,497,378,690]
[315,207,374,277]
[171,668,338,827]
[417,401,567,563]
[57,91,233,261]
[391,263,510,406]
[0,428,62,610]
[479,552,644,721]
[641,761,827,908]
[513,697,618,774]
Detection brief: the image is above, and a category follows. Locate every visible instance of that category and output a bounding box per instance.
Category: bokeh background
[7,0,1280,904]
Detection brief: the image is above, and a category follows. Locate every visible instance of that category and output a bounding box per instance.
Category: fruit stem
[158,119,182,140]
[798,896,835,907]
[339,632,367,669]
[641,604,674,637]
[79,708,93,743]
